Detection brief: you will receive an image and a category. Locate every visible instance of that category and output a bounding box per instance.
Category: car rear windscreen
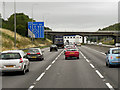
[112,49,120,54]
[67,49,77,51]
[0,53,21,59]
[28,49,39,53]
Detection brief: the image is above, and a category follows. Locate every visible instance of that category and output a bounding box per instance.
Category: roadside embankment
[0,28,52,51]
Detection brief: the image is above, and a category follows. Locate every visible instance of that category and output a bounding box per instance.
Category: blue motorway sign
[28,22,44,38]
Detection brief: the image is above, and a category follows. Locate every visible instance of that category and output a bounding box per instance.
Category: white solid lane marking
[96,70,104,79]
[46,65,51,71]
[36,72,45,81]
[105,83,115,90]
[90,63,95,68]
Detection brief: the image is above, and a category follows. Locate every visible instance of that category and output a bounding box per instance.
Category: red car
[65,49,79,59]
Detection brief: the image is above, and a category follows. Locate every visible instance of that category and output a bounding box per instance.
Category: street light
[14,0,16,48]
[31,4,38,44]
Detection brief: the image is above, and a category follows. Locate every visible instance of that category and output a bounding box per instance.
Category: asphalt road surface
[1,45,119,90]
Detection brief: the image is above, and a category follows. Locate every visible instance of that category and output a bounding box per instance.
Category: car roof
[110,47,120,50]
[29,48,40,50]
[2,50,24,53]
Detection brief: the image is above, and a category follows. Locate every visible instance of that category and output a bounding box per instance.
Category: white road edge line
[36,72,45,81]
[90,63,95,68]
[105,83,115,90]
[95,70,104,79]
[46,65,51,71]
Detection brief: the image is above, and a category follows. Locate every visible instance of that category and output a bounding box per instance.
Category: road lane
[78,45,118,89]
[2,48,63,89]
[33,48,108,88]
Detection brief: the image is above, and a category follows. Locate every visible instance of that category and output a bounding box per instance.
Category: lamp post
[14,0,16,48]
[31,4,38,44]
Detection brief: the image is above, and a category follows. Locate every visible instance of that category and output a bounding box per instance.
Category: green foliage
[16,24,27,36]
[98,23,120,31]
[2,13,52,37]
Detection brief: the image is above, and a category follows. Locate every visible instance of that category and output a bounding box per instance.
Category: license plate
[5,65,14,67]
[116,56,120,59]
[70,52,74,54]
[32,56,36,58]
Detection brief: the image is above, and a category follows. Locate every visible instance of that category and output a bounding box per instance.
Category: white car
[115,43,120,47]
[99,42,102,45]
[0,50,30,75]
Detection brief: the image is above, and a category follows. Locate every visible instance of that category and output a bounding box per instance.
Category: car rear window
[51,45,57,47]
[67,49,77,51]
[112,49,120,54]
[28,49,40,53]
[0,53,21,59]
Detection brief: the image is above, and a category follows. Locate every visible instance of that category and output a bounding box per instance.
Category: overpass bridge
[44,30,120,44]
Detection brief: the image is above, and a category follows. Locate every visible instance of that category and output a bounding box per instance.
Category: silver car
[0,50,30,75]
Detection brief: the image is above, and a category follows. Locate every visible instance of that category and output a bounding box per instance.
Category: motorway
[2,45,119,90]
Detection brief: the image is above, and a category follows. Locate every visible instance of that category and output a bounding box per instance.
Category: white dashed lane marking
[46,65,51,71]
[90,63,95,69]
[28,50,64,90]
[78,47,114,90]
[95,70,104,79]
[105,83,115,90]
[36,72,45,82]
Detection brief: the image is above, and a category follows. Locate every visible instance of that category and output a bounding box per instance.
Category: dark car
[26,48,44,61]
[50,45,58,52]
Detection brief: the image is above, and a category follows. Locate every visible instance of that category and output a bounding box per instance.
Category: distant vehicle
[54,35,64,48]
[0,50,30,75]
[105,47,120,67]
[26,48,44,61]
[99,42,102,45]
[91,42,94,44]
[76,43,81,46]
[115,43,120,47]
[50,45,58,52]
[64,45,76,54]
[65,48,79,60]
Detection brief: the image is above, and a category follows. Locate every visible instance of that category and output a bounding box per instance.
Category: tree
[16,24,27,36]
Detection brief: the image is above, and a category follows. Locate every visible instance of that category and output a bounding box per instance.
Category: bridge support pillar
[51,35,55,44]
[113,36,116,45]
[82,35,84,44]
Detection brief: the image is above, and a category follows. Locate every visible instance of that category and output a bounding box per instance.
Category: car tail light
[111,56,113,59]
[27,53,30,55]
[20,58,23,63]
[75,52,79,54]
[37,53,40,55]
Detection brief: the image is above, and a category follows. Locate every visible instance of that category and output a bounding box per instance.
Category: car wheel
[77,57,79,59]
[21,67,26,75]
[106,62,108,66]
[26,68,29,72]
[108,62,112,68]
[26,65,29,72]
[65,57,67,60]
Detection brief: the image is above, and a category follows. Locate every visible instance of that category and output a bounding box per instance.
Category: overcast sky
[0,0,119,32]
